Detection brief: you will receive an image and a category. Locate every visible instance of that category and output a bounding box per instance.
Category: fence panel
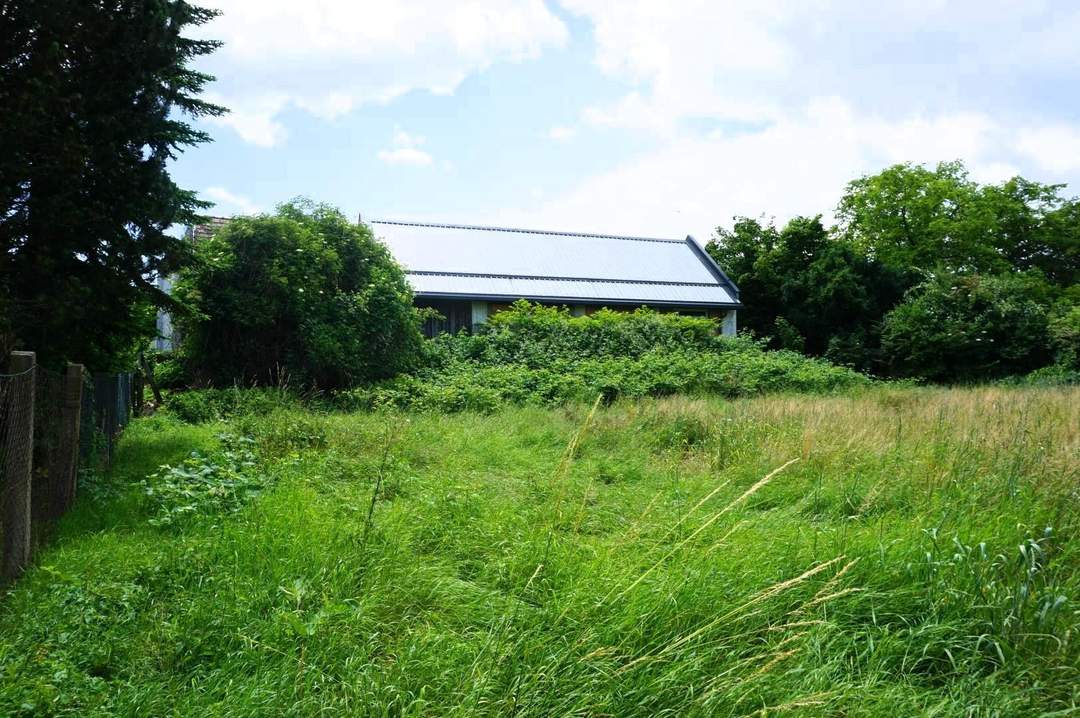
[31,368,65,531]
[3,353,136,582]
[2,353,35,581]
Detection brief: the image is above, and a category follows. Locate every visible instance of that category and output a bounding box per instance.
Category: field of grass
[1,386,1077,716]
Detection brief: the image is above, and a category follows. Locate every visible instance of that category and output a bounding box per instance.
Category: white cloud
[204,186,260,215]
[1017,126,1080,174]
[203,93,288,147]
[377,148,434,167]
[561,1,1080,132]
[497,101,1077,243]
[488,1,1080,240]
[197,0,568,145]
[567,0,788,132]
[377,127,434,166]
[547,125,577,141]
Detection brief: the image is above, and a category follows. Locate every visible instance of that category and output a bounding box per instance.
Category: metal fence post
[3,351,35,581]
[54,364,84,516]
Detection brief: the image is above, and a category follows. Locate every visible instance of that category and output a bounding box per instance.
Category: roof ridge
[369,219,683,244]
[406,269,721,288]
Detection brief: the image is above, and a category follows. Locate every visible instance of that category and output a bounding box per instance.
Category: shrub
[1006,364,1080,387]
[328,303,872,412]
[335,348,869,413]
[173,199,424,389]
[426,301,747,369]
[164,387,302,423]
[1048,303,1080,369]
[144,349,188,390]
[881,273,1053,382]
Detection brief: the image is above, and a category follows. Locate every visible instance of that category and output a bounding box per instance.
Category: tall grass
[0,386,1076,716]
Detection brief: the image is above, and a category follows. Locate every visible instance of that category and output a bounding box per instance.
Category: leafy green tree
[712,162,1078,380]
[707,215,910,369]
[0,0,223,369]
[835,161,994,272]
[880,273,1053,381]
[979,177,1080,288]
[175,200,424,389]
[837,162,1080,285]
[706,217,783,336]
[1048,303,1080,369]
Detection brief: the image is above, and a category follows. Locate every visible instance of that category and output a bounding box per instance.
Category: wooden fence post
[3,351,35,582]
[53,364,84,517]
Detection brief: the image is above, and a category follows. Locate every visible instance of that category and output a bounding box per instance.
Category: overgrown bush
[173,199,424,389]
[144,349,188,390]
[1048,302,1080,369]
[327,303,872,412]
[881,273,1053,381]
[164,387,303,423]
[425,302,745,368]
[1005,364,1080,387]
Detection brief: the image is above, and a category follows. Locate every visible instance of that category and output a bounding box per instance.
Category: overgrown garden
[0,385,1076,715]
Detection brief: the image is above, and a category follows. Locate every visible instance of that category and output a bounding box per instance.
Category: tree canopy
[707,161,1079,379]
[174,201,425,389]
[0,0,223,369]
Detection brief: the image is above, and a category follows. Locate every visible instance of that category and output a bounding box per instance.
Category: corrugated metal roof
[371,221,740,307]
[408,273,736,306]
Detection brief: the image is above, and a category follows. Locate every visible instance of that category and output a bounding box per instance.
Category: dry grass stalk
[616,555,844,676]
[610,458,801,603]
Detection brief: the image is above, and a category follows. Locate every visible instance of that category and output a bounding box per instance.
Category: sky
[172,0,1080,243]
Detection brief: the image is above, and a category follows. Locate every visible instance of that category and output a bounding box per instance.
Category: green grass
[1,386,1078,716]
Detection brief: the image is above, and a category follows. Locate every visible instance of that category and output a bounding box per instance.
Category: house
[159,216,741,348]
[370,220,741,337]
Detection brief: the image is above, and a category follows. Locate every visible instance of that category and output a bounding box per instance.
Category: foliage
[836,162,1080,281]
[706,215,912,370]
[1005,363,1080,387]
[708,161,1080,380]
[174,200,425,389]
[340,349,869,413]
[163,386,303,424]
[428,301,736,368]
[0,0,224,370]
[0,386,1076,715]
[331,304,870,412]
[149,353,189,391]
[141,434,263,527]
[880,273,1053,381]
[1048,302,1080,369]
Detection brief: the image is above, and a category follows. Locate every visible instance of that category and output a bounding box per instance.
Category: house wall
[416,299,474,337]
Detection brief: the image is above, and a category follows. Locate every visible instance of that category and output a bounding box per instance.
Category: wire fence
[2,352,136,582]
[1,361,35,582]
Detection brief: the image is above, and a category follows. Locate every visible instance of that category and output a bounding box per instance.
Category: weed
[0,385,1076,716]
[141,434,263,527]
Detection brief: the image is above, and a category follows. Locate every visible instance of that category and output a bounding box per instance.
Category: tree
[710,161,1078,380]
[707,215,910,370]
[174,200,425,389]
[837,162,1080,284]
[0,0,224,369]
[1048,303,1080,370]
[706,217,782,336]
[835,161,996,273]
[880,273,1053,382]
[979,177,1080,288]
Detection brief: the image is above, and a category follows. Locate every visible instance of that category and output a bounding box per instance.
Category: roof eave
[412,290,742,309]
